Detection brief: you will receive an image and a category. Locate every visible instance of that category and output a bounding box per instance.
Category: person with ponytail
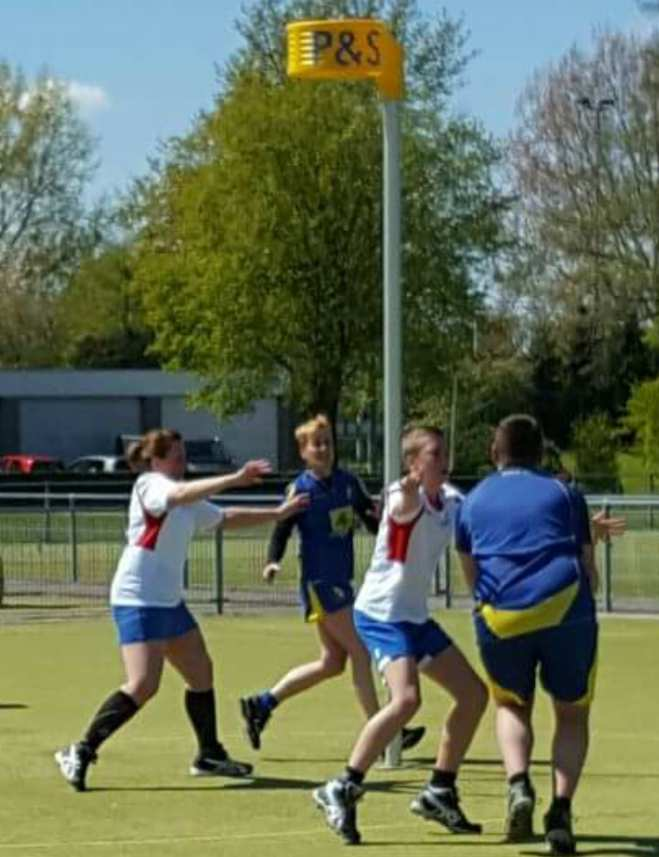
[55,428,307,791]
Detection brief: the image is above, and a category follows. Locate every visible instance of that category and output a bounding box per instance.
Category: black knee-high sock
[83,690,139,752]
[185,689,222,756]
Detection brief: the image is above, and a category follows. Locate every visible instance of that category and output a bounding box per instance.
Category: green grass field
[1,610,658,856]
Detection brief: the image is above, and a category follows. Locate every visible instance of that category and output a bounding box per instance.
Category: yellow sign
[287,19,403,100]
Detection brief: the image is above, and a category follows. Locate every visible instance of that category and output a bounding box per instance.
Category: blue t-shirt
[455,468,592,613]
[268,468,376,586]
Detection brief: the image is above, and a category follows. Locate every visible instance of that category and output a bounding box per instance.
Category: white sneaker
[54,743,97,792]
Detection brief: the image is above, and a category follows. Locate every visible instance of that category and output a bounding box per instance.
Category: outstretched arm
[222,492,308,530]
[168,460,272,507]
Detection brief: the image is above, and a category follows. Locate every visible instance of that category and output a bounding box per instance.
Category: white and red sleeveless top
[354,481,462,623]
[110,472,224,607]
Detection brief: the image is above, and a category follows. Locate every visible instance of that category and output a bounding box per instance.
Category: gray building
[0,370,296,468]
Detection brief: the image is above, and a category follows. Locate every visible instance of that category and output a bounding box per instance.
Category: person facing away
[313,425,488,846]
[239,414,425,755]
[54,428,307,792]
[455,414,599,856]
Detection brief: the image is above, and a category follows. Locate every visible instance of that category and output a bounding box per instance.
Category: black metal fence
[0,492,658,615]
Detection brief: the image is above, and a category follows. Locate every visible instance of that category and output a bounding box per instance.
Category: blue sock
[258,691,279,712]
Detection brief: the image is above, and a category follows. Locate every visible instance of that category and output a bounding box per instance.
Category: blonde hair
[401,425,445,469]
[294,414,332,451]
[126,429,182,472]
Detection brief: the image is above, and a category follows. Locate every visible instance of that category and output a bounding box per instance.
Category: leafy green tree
[623,379,659,473]
[412,314,534,476]
[130,0,506,424]
[57,244,157,368]
[572,412,620,492]
[0,63,98,366]
[502,30,659,429]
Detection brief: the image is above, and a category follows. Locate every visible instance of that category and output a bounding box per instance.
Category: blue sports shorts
[353,610,453,673]
[300,579,354,623]
[111,601,198,645]
[474,613,598,705]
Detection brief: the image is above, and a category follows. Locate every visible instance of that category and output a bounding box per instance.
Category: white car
[66,455,130,475]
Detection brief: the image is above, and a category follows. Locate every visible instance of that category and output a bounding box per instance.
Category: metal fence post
[603,501,613,612]
[444,546,452,609]
[650,474,655,529]
[68,494,78,583]
[43,482,52,544]
[214,528,224,614]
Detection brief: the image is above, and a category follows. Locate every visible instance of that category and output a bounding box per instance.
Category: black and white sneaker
[54,742,97,792]
[544,804,576,855]
[190,746,253,778]
[240,696,271,751]
[504,780,535,842]
[401,725,426,751]
[410,784,482,834]
[313,778,365,845]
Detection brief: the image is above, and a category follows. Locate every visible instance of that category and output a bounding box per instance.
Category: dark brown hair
[126,429,182,472]
[493,414,543,467]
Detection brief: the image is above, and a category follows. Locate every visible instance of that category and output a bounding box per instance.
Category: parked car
[116,434,235,474]
[66,455,130,475]
[0,454,64,474]
[184,438,235,474]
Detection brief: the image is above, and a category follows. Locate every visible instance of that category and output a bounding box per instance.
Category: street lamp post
[576,96,615,307]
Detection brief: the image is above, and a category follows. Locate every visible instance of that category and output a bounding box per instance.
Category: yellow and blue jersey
[455,468,594,639]
[267,467,378,587]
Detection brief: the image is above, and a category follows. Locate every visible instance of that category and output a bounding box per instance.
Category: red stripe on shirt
[136,510,167,551]
[387,510,422,562]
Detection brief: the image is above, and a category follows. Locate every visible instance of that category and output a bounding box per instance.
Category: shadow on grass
[462,757,551,767]
[1,603,101,611]
[0,703,28,709]
[362,839,498,848]
[519,834,659,856]
[223,775,416,794]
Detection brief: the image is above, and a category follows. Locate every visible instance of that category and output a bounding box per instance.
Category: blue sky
[2,0,655,200]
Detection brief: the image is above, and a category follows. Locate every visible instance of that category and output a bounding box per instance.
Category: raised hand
[236,459,272,486]
[276,492,310,520]
[400,465,422,497]
[591,510,626,544]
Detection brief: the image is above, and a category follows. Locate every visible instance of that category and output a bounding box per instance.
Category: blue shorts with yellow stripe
[474,578,598,706]
[300,579,354,623]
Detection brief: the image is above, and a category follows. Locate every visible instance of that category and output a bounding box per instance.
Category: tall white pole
[382,99,402,488]
[382,98,403,769]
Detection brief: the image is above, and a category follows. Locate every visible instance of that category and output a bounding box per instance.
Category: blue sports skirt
[111,601,198,645]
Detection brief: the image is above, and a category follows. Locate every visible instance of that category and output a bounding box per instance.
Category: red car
[0,454,64,474]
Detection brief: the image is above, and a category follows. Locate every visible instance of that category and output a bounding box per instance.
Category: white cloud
[17,78,110,114]
[65,81,110,113]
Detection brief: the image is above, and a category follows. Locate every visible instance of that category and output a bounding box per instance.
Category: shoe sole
[401,726,426,751]
[189,765,253,778]
[312,789,361,845]
[239,699,261,751]
[410,801,482,834]
[546,829,576,855]
[505,798,535,842]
